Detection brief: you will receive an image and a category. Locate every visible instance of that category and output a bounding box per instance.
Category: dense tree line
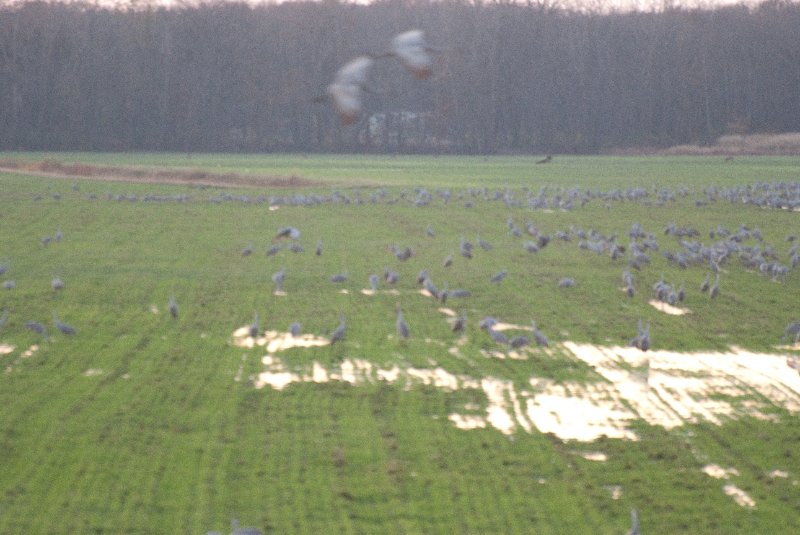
[1,0,799,154]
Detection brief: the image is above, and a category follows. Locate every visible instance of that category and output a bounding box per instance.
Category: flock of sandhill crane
[1,237,76,339]
[319,30,440,125]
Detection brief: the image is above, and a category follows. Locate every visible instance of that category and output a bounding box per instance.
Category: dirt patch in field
[0,158,327,189]
[0,343,14,355]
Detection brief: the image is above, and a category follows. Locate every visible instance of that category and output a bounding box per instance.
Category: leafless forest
[1,0,799,154]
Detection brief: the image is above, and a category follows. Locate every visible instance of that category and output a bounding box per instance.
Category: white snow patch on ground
[723,484,756,508]
[233,326,800,441]
[648,299,691,315]
[703,464,740,479]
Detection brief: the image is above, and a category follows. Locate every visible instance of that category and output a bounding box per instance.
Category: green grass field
[0,153,799,534]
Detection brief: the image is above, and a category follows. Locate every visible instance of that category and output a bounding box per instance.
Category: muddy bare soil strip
[0,158,325,188]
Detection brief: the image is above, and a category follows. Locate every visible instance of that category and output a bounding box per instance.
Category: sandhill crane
[369,274,379,292]
[510,335,529,348]
[384,268,399,284]
[25,321,47,337]
[782,321,800,344]
[451,314,466,333]
[0,309,8,329]
[272,269,285,292]
[700,273,710,293]
[230,518,264,535]
[488,328,509,345]
[630,320,650,351]
[51,277,65,291]
[289,322,302,337]
[479,317,499,330]
[536,155,552,164]
[249,312,260,338]
[709,274,720,299]
[423,277,438,299]
[387,30,436,79]
[321,56,375,125]
[416,269,430,285]
[626,509,640,535]
[490,270,507,284]
[275,226,301,240]
[396,305,410,339]
[168,296,179,319]
[330,272,348,283]
[53,312,76,335]
[330,315,346,345]
[531,321,549,347]
[316,240,323,256]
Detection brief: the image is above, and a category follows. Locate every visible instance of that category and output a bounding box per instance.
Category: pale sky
[3,0,766,11]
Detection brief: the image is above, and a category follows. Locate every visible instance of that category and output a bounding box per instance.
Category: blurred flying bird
[319,56,375,125]
[386,30,437,79]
